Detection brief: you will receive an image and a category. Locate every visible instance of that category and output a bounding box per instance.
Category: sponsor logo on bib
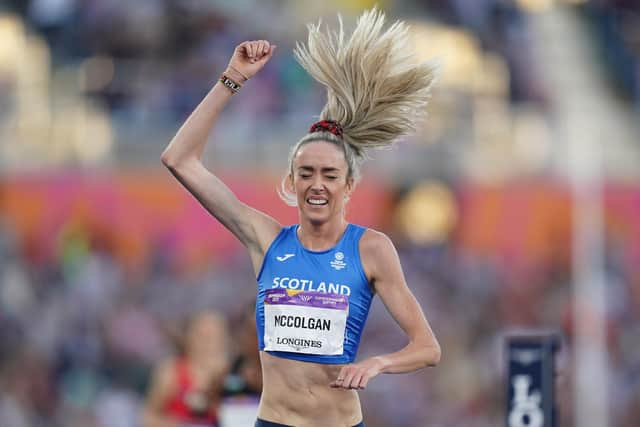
[263,290,348,356]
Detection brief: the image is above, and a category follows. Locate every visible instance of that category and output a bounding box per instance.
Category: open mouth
[306,197,328,206]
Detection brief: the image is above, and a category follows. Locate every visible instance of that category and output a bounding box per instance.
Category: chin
[301,207,331,224]
[305,213,329,225]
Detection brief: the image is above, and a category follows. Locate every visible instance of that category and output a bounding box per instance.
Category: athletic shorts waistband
[255,417,365,427]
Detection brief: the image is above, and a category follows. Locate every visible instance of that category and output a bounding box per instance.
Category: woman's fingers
[331,365,360,390]
[341,368,357,389]
[252,40,270,62]
[357,373,370,389]
[260,40,270,56]
[236,40,275,63]
[247,41,257,61]
[330,366,347,388]
[347,371,365,390]
[256,40,265,59]
[238,42,251,60]
[258,44,276,64]
[329,359,381,390]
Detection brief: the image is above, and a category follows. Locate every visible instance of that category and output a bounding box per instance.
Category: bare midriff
[257,352,363,427]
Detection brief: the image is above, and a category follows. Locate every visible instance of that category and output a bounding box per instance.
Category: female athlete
[161,9,441,427]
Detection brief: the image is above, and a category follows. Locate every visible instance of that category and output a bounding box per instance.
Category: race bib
[263,289,348,355]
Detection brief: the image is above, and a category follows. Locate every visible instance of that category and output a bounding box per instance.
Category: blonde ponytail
[279,8,437,206]
[294,7,437,154]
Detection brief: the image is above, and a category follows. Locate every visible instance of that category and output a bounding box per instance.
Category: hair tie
[309,120,343,139]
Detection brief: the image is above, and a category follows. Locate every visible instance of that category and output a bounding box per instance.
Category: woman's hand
[226,40,276,82]
[330,357,386,390]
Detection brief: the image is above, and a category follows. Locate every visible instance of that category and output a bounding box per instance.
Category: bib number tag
[263,289,348,355]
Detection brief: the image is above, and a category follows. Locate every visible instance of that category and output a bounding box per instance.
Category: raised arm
[331,229,441,390]
[161,40,281,271]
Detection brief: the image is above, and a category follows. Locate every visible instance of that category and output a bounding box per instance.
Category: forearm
[375,339,441,374]
[331,338,440,390]
[161,79,235,167]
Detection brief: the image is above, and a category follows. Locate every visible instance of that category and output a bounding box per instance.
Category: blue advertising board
[506,333,560,427]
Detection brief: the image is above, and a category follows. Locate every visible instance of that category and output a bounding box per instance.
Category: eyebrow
[297,166,341,173]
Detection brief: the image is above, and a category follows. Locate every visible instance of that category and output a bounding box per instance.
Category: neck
[297,217,348,251]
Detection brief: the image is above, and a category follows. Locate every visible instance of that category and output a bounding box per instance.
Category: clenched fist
[226,40,276,82]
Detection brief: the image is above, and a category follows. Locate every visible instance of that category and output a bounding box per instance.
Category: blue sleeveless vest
[256,224,373,364]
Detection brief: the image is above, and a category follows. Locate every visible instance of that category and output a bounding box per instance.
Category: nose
[310,176,325,192]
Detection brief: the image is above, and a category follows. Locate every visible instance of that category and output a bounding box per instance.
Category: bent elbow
[161,151,190,172]
[161,149,200,172]
[422,343,441,368]
[430,344,442,366]
[160,150,176,169]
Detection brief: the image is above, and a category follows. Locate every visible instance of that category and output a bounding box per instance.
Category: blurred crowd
[1,203,639,426]
[1,0,640,426]
[5,0,545,126]
[0,217,263,427]
[583,0,640,108]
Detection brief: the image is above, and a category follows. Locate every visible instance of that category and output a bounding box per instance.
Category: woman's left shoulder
[357,228,400,283]
[358,227,397,259]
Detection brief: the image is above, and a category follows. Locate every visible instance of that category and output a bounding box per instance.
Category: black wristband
[220,74,242,94]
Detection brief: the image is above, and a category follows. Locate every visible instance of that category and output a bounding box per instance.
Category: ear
[345,177,355,199]
[285,173,295,193]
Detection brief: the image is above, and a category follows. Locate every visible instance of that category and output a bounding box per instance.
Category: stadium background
[0,0,638,426]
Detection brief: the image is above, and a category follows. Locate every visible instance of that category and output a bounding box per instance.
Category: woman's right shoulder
[261,223,296,252]
[245,209,283,252]
[249,221,292,276]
